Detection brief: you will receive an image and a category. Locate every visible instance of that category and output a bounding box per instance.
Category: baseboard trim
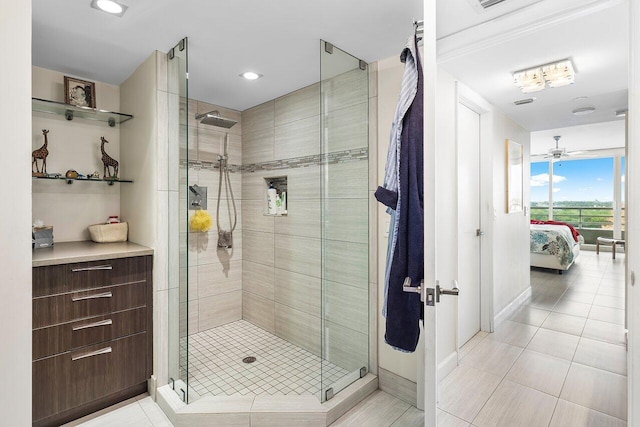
[148,375,157,400]
[494,286,532,328]
[378,368,417,407]
[438,351,458,383]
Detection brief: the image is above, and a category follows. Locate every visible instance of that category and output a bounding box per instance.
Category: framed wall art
[64,76,96,108]
[506,139,523,213]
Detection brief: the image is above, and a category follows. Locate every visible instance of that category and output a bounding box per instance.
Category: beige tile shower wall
[241,84,320,355]
[180,100,243,335]
[32,67,121,242]
[241,71,370,374]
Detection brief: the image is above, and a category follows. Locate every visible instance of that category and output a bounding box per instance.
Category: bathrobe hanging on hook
[375,35,424,353]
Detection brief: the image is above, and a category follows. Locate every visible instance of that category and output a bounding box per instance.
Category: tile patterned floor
[179,320,351,400]
[66,249,627,427]
[439,249,628,426]
[61,394,171,427]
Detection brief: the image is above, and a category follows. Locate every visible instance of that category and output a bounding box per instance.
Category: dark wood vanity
[32,242,153,427]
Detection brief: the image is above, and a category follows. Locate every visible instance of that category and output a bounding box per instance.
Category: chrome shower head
[195,110,237,128]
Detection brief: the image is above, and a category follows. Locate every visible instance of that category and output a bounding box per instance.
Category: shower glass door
[167,37,190,402]
[320,41,370,401]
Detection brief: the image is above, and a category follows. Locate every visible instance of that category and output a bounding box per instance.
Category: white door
[423,1,439,425]
[457,103,481,346]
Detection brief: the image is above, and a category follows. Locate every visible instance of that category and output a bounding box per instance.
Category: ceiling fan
[544,135,585,160]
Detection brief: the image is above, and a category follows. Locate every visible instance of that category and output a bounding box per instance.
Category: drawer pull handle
[72,319,113,331]
[72,291,113,302]
[72,265,113,272]
[72,346,112,361]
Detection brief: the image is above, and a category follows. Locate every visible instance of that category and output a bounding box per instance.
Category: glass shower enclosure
[320,40,370,400]
[166,37,191,402]
[167,37,370,404]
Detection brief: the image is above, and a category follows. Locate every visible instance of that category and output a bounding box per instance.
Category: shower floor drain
[242,356,256,364]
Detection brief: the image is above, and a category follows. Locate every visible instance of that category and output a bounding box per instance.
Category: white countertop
[32,241,154,267]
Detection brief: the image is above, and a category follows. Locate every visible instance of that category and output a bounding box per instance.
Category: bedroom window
[530,155,625,244]
[530,161,550,220]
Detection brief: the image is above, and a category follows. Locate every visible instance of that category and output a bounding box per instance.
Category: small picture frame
[64,76,96,108]
[506,139,524,214]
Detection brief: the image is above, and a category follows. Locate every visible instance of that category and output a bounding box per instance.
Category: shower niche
[263,176,287,216]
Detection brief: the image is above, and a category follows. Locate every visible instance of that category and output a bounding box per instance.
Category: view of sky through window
[530,158,614,204]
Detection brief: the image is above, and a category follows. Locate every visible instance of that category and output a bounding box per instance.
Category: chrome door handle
[402,277,424,301]
[436,280,459,303]
[72,265,113,272]
[72,319,113,331]
[72,291,113,302]
[72,346,112,361]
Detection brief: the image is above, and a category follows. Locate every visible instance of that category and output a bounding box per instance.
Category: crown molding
[437,0,626,63]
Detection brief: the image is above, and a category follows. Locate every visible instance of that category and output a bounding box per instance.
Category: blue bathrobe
[375,37,424,352]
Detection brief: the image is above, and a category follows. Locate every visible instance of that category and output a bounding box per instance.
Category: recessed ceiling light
[573,96,589,102]
[572,107,596,116]
[240,72,263,80]
[90,0,128,17]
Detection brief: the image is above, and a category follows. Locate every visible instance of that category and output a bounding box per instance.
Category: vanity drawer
[33,281,147,328]
[33,256,149,297]
[33,332,148,423]
[33,307,147,360]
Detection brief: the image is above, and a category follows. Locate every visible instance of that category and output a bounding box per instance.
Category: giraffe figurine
[100,137,119,180]
[32,129,50,177]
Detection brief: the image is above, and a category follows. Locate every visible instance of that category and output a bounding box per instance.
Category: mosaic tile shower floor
[179,320,351,400]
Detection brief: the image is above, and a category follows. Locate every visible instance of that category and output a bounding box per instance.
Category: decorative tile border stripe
[181,147,368,174]
[179,160,243,173]
[244,147,368,173]
[180,147,369,173]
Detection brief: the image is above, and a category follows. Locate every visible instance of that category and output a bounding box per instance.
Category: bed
[530,221,583,273]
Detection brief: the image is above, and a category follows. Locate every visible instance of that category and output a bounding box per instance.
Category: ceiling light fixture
[513,59,575,93]
[240,72,263,80]
[572,107,595,116]
[90,0,128,16]
[512,68,545,93]
[542,60,575,88]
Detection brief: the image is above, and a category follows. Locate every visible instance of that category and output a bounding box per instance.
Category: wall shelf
[32,97,133,127]
[33,175,133,186]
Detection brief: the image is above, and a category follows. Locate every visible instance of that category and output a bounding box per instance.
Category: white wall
[0,0,32,423]
[32,67,121,242]
[488,109,531,316]
[120,51,172,392]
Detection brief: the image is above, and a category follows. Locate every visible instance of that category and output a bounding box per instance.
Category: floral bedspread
[530,224,580,268]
